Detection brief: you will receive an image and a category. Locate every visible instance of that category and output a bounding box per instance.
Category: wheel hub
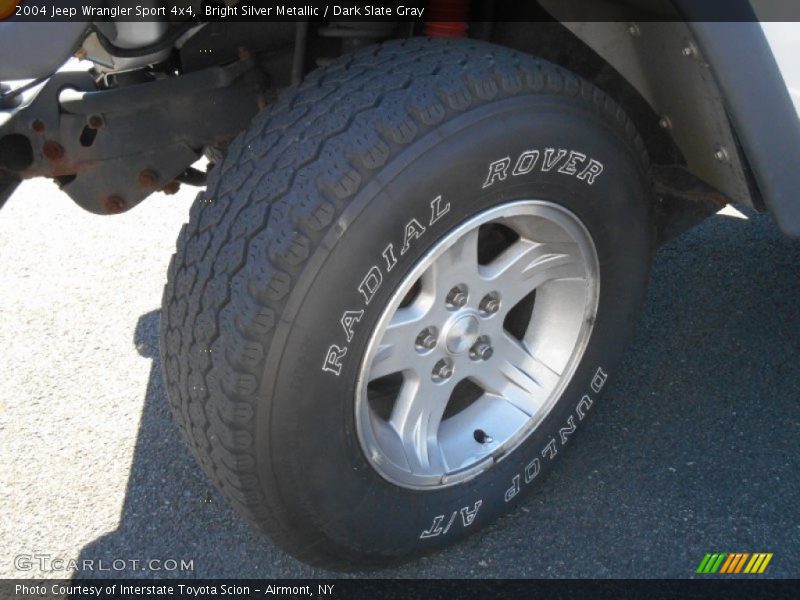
[443,313,480,355]
[355,200,599,489]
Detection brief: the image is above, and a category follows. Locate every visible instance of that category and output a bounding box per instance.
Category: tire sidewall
[260,95,652,558]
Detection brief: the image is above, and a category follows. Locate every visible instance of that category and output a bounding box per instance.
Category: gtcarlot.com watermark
[14,553,194,573]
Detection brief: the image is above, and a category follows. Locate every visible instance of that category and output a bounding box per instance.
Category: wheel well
[488,21,681,166]
[176,20,681,170]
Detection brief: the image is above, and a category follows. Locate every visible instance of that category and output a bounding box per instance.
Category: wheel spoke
[471,332,561,417]
[429,227,480,295]
[388,376,453,475]
[368,306,427,380]
[481,240,585,308]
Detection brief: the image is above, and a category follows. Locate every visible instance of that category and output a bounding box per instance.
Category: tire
[160,38,653,567]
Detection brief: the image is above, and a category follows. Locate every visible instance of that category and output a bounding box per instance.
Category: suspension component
[425,0,469,38]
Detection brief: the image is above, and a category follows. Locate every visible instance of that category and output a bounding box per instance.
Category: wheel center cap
[444,314,480,355]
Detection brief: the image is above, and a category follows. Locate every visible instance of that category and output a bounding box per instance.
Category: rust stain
[161,181,180,195]
[42,140,65,161]
[103,195,126,214]
[137,169,159,188]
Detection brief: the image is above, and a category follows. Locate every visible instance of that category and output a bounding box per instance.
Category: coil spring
[425,0,469,37]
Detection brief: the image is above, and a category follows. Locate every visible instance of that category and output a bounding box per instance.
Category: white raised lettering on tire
[322,194,448,376]
[483,148,605,189]
[503,366,609,503]
[321,345,347,376]
[420,500,483,539]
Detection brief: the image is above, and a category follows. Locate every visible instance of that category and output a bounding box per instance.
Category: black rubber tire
[160,38,653,567]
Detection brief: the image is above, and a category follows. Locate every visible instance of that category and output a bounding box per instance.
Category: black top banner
[4,0,800,23]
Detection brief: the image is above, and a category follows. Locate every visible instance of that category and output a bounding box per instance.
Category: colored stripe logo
[696,552,773,574]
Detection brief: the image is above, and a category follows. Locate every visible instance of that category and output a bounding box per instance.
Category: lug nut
[415,327,438,352]
[470,337,493,361]
[446,284,468,309]
[432,358,454,382]
[479,292,501,316]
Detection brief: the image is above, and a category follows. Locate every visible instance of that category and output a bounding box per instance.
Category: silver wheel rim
[355,200,600,489]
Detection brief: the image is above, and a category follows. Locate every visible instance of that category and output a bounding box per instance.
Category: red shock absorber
[425,0,469,38]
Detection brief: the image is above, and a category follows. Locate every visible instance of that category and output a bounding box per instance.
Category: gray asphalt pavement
[1,179,798,579]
